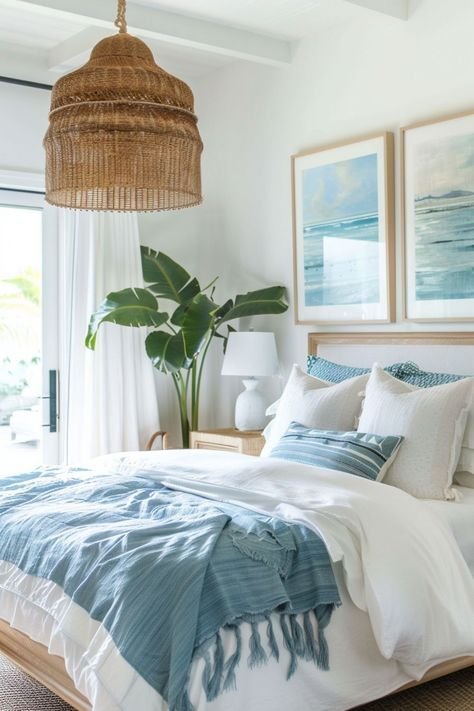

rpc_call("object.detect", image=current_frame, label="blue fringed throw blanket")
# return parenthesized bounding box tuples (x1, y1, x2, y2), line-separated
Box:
(0, 468, 341, 710)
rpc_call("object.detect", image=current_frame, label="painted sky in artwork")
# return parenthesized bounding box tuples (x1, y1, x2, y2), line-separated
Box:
(302, 153, 378, 226)
(415, 132, 474, 198)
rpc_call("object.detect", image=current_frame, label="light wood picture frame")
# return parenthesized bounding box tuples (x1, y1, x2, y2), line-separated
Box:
(292, 132, 395, 325)
(401, 109, 474, 322)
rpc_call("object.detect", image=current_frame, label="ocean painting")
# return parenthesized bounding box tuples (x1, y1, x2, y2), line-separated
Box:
(302, 153, 381, 307)
(413, 133, 474, 302)
(293, 133, 393, 323)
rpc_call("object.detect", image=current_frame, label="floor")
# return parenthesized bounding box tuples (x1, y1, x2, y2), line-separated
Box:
(0, 652, 472, 711)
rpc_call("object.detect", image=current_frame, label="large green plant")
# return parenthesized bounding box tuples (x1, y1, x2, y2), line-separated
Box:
(86, 247, 288, 446)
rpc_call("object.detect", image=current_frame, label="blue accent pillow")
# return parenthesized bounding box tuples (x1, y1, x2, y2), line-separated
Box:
(306, 356, 405, 383)
(395, 361, 467, 387)
(269, 422, 403, 482)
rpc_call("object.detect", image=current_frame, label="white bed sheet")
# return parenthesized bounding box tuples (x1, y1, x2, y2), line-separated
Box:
(424, 486, 474, 575)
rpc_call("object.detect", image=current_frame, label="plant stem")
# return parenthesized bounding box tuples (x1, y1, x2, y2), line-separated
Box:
(194, 332, 213, 430)
(191, 359, 198, 430)
(201, 275, 219, 292)
(171, 372, 190, 448)
(165, 322, 178, 335)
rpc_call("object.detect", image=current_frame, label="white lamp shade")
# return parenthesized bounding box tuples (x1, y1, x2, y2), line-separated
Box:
(221, 332, 279, 377)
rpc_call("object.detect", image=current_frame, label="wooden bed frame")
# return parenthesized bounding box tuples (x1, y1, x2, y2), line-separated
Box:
(0, 618, 471, 711)
(308, 330, 474, 350)
(0, 331, 472, 709)
(0, 620, 91, 710)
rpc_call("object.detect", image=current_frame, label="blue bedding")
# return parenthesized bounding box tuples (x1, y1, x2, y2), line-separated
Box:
(0, 467, 340, 710)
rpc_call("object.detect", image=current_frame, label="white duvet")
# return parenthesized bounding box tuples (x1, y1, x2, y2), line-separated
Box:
(1, 450, 473, 711)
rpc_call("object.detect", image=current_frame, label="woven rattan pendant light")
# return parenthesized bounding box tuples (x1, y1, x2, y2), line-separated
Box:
(44, 0, 203, 211)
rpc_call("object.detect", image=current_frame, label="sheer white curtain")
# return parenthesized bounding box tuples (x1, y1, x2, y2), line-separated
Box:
(55, 209, 159, 463)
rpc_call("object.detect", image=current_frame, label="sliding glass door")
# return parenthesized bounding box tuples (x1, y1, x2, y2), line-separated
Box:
(0, 189, 59, 473)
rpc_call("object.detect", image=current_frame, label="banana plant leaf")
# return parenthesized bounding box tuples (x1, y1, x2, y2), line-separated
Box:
(218, 286, 288, 324)
(148, 294, 219, 372)
(213, 324, 236, 352)
(85, 288, 168, 350)
(141, 247, 201, 303)
(214, 299, 233, 320)
(145, 331, 191, 373)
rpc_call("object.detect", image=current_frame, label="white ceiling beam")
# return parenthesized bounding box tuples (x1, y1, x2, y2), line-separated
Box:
(19, 0, 293, 66)
(0, 41, 53, 86)
(48, 27, 109, 72)
(0, 169, 45, 192)
(344, 0, 409, 20)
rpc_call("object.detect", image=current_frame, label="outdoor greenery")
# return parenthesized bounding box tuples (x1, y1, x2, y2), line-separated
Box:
(0, 268, 40, 347)
(86, 247, 288, 446)
(0, 355, 40, 425)
(0, 268, 41, 425)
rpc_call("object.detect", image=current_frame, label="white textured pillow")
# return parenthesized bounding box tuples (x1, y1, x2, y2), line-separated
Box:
(358, 365, 473, 500)
(261, 365, 368, 456)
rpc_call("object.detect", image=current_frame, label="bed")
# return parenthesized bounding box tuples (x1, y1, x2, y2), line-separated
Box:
(0, 332, 472, 711)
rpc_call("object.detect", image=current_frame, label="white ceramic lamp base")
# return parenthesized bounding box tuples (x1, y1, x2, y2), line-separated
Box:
(234, 378, 266, 431)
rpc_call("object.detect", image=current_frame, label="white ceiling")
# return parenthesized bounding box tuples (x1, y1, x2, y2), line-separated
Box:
(0, 0, 408, 87)
(133, 0, 360, 40)
(0, 1, 83, 48)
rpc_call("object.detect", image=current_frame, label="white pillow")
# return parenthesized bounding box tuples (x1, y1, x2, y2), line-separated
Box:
(261, 365, 368, 456)
(358, 365, 473, 500)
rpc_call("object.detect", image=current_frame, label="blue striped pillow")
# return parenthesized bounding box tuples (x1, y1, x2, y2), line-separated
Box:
(306, 356, 405, 384)
(270, 423, 403, 482)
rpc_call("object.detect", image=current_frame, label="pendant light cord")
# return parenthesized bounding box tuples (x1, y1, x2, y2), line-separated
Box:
(115, 0, 127, 33)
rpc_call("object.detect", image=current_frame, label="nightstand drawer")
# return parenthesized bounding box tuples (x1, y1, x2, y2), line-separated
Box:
(193, 441, 239, 453)
(190, 429, 264, 456)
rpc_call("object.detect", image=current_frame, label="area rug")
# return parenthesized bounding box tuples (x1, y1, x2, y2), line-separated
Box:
(0, 653, 472, 710)
(0, 654, 73, 710)
(356, 666, 474, 710)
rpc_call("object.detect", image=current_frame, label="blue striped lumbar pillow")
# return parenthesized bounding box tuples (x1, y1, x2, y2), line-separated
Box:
(269, 423, 403, 482)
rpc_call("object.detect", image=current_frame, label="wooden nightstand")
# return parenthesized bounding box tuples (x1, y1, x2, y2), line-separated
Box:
(189, 429, 265, 456)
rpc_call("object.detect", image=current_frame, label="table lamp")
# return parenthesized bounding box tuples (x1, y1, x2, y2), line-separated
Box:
(221, 331, 279, 431)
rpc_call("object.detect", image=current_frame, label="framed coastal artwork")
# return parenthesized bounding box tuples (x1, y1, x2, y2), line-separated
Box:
(402, 111, 474, 321)
(292, 132, 395, 324)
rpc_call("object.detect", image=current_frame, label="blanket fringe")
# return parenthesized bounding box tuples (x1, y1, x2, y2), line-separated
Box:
(266, 616, 279, 661)
(188, 605, 335, 709)
(207, 631, 224, 700)
(175, 689, 193, 711)
(280, 614, 297, 679)
(249, 620, 268, 668)
(223, 624, 242, 691)
(315, 606, 332, 671)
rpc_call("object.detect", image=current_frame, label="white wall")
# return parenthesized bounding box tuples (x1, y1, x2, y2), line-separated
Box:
(180, 0, 474, 429)
(0, 82, 50, 174)
(137, 84, 249, 440)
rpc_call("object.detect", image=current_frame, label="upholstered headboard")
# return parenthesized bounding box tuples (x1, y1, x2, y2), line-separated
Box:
(308, 332, 474, 376)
